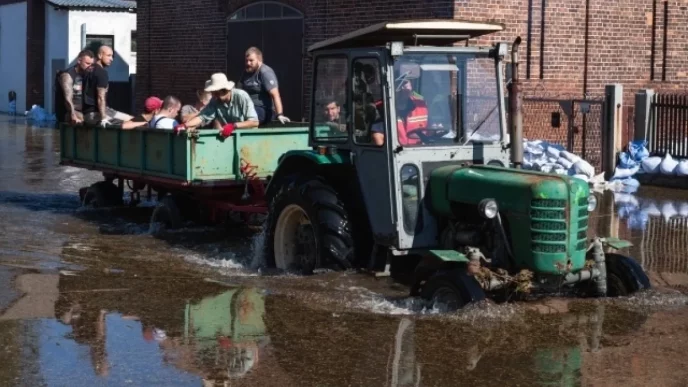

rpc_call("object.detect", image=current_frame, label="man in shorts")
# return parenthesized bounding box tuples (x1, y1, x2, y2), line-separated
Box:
(82, 45, 133, 126)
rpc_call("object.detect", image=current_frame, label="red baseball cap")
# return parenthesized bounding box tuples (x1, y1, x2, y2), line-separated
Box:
(144, 96, 163, 113)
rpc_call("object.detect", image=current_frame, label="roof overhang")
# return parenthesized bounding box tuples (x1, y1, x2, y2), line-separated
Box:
(308, 20, 504, 53)
(44, 0, 136, 12)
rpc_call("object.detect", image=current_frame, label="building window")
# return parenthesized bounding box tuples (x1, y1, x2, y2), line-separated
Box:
(85, 34, 114, 54)
(131, 31, 137, 53)
(228, 1, 303, 22)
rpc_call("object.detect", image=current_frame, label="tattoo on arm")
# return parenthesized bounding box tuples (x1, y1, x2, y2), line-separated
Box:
(97, 87, 107, 118)
(60, 73, 75, 113)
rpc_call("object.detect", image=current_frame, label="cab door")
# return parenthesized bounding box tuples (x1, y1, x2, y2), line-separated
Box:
(350, 53, 399, 245)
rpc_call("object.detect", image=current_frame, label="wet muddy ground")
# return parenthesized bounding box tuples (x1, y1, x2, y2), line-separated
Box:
(1, 117, 688, 386)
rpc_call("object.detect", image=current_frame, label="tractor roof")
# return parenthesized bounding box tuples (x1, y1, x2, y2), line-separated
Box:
(308, 20, 504, 52)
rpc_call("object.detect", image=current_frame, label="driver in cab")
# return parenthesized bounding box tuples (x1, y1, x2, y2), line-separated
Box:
(371, 73, 428, 146)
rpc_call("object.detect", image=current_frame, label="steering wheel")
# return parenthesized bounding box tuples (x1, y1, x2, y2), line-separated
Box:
(407, 128, 453, 145)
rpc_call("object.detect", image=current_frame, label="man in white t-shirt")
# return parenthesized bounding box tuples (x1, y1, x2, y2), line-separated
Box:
(149, 96, 182, 129)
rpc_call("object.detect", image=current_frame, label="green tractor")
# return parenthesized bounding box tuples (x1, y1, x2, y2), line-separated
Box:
(263, 20, 650, 310)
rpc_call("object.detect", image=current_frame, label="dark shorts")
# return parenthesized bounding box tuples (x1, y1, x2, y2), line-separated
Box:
(255, 106, 274, 125)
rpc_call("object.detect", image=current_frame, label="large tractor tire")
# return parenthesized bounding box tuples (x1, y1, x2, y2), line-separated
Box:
(265, 177, 355, 275)
(419, 268, 486, 312)
(82, 181, 123, 208)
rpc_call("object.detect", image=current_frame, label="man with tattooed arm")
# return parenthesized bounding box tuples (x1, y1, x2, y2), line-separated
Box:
(56, 49, 94, 124)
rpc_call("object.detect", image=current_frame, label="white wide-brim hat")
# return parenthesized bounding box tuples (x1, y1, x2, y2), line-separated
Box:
(205, 73, 235, 92)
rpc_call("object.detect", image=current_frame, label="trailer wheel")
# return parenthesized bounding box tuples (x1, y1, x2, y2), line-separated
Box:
(420, 268, 486, 312)
(82, 181, 122, 208)
(266, 177, 354, 274)
(151, 196, 182, 232)
(605, 253, 651, 297)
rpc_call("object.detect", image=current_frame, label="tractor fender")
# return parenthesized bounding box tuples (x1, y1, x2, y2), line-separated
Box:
(265, 150, 352, 203)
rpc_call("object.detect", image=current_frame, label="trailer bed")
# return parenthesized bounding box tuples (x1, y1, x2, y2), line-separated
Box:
(59, 123, 311, 186)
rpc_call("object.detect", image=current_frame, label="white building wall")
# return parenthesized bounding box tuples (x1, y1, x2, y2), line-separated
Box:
(0, 2, 27, 113)
(67, 9, 136, 83)
(44, 7, 69, 115)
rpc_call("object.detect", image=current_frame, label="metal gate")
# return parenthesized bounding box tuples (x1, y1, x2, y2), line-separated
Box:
(522, 97, 605, 170)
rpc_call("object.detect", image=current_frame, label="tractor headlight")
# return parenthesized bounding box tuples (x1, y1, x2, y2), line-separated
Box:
(479, 199, 499, 219)
(587, 194, 598, 212)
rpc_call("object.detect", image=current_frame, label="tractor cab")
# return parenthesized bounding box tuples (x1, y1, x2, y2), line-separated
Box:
(305, 20, 511, 251)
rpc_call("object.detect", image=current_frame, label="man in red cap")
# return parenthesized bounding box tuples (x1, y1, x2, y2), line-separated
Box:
(118, 96, 163, 130)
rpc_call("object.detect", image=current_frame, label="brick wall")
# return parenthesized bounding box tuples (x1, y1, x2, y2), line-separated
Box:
(137, 0, 688, 120)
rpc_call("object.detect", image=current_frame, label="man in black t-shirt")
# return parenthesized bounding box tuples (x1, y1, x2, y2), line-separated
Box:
(82, 45, 132, 126)
(56, 49, 94, 124)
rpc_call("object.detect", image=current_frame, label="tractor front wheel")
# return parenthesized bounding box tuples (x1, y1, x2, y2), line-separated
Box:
(266, 177, 354, 275)
(419, 268, 486, 312)
(604, 253, 651, 297)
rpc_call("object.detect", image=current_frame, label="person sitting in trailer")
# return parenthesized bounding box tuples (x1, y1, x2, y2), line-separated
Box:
(180, 86, 212, 123)
(131, 96, 163, 123)
(175, 73, 259, 137)
(149, 96, 182, 129)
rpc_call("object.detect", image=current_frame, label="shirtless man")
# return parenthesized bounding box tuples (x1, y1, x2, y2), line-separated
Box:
(82, 45, 133, 126)
(57, 49, 94, 124)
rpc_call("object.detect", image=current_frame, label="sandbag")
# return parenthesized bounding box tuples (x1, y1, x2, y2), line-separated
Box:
(546, 144, 564, 159)
(641, 200, 661, 217)
(660, 153, 678, 175)
(556, 157, 574, 170)
(622, 178, 640, 187)
(676, 159, 688, 176)
(559, 150, 581, 164)
(628, 140, 650, 161)
(571, 174, 589, 183)
(678, 202, 688, 217)
(573, 159, 595, 178)
(661, 201, 678, 222)
(641, 156, 662, 174)
(540, 163, 566, 175)
(627, 211, 649, 231)
(611, 165, 640, 180)
(618, 152, 638, 169)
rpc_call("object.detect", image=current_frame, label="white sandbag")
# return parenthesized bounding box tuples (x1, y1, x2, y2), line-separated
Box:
(641, 200, 661, 217)
(676, 159, 688, 176)
(571, 174, 589, 182)
(660, 153, 678, 175)
(622, 178, 640, 187)
(547, 156, 559, 164)
(524, 141, 545, 156)
(611, 165, 640, 180)
(556, 157, 574, 170)
(573, 159, 595, 178)
(661, 201, 677, 222)
(614, 192, 640, 208)
(641, 156, 662, 174)
(540, 163, 566, 175)
(560, 150, 581, 164)
(546, 145, 563, 159)
(678, 202, 688, 217)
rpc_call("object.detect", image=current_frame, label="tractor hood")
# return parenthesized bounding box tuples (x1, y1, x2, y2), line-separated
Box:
(427, 164, 590, 217)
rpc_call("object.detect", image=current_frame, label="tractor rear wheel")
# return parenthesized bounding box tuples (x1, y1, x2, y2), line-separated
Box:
(150, 196, 182, 232)
(82, 181, 122, 208)
(266, 177, 354, 275)
(420, 268, 486, 312)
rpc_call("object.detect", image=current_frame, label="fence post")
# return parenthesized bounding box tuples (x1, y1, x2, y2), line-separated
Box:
(634, 89, 655, 143)
(603, 84, 623, 180)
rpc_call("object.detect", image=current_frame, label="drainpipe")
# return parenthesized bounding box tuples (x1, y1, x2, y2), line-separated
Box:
(509, 37, 523, 169)
(81, 23, 86, 50)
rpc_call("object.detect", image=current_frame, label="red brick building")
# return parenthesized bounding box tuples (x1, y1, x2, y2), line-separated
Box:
(135, 0, 688, 121)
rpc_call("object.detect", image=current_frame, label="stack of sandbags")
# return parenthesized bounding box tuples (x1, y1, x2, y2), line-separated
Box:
(522, 140, 597, 182)
(618, 139, 688, 177)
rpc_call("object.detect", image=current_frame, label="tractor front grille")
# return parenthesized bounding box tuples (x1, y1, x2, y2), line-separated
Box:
(576, 196, 590, 251)
(530, 199, 567, 253)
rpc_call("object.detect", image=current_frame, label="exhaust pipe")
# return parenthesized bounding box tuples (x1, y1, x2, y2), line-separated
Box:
(509, 37, 523, 169)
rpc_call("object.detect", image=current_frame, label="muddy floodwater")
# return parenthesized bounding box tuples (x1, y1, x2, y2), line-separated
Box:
(2, 117, 688, 386)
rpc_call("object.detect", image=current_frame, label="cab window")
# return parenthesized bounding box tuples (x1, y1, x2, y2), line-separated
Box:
(352, 57, 385, 147)
(312, 56, 348, 142)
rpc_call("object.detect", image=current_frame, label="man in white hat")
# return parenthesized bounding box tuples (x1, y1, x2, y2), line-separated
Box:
(177, 73, 259, 137)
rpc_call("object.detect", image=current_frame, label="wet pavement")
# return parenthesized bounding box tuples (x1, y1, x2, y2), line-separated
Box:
(2, 116, 688, 386)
